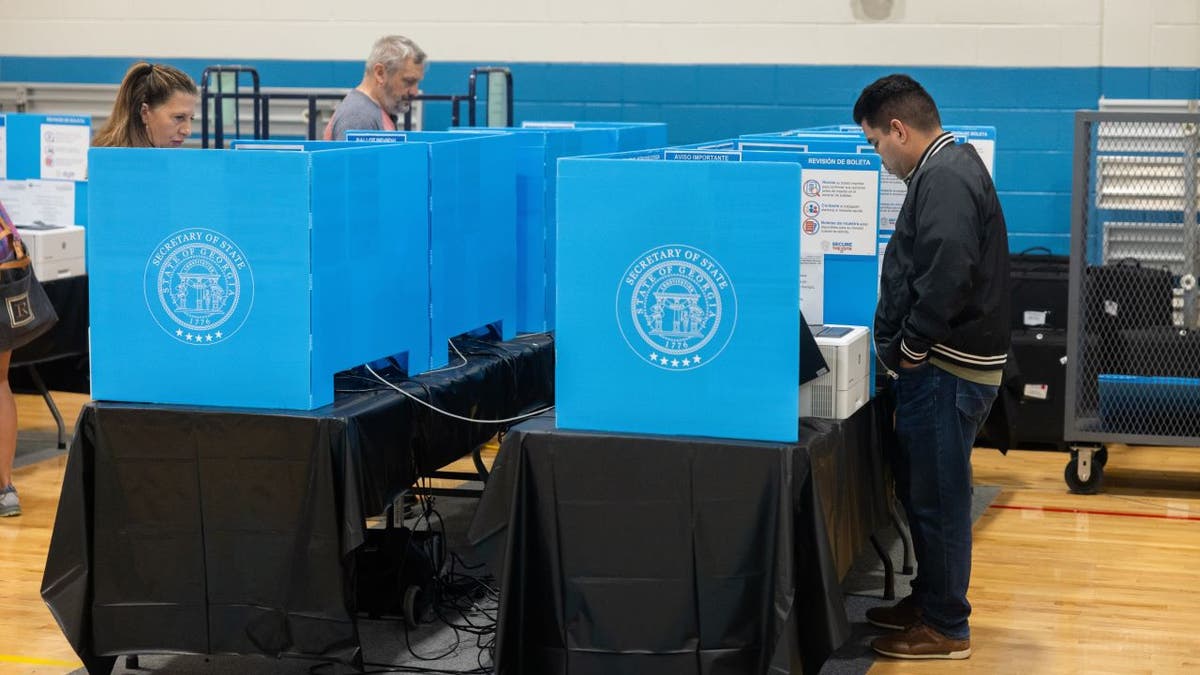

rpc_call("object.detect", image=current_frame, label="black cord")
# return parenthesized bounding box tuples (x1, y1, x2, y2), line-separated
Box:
(355, 494, 496, 672)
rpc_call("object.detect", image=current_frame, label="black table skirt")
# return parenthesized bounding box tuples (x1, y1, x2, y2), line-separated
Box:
(468, 401, 892, 675)
(41, 334, 554, 673)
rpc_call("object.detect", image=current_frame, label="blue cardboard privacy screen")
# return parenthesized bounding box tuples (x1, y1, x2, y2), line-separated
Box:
(1, 113, 91, 225)
(557, 154, 800, 442)
(345, 130, 518, 363)
(87, 143, 431, 409)
(674, 140, 881, 335)
(520, 121, 668, 153)
(449, 126, 613, 332)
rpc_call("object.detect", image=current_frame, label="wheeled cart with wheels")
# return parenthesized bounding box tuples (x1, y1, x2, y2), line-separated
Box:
(1063, 110, 1200, 493)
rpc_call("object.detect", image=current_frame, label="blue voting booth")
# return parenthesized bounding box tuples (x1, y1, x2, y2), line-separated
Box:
(521, 121, 668, 153)
(1, 113, 91, 225)
(557, 150, 800, 442)
(670, 140, 882, 339)
(87, 143, 431, 409)
(344, 131, 518, 363)
(450, 126, 622, 333)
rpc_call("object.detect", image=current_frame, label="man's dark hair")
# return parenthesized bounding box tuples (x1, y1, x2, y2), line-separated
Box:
(852, 74, 941, 132)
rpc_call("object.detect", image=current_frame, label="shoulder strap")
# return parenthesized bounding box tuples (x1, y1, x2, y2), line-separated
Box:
(0, 211, 31, 271)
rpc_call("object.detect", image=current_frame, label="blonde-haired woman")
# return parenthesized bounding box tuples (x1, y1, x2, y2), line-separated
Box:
(93, 62, 198, 148)
(0, 201, 27, 516)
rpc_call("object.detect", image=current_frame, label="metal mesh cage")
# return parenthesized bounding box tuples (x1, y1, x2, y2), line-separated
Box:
(1066, 112, 1200, 444)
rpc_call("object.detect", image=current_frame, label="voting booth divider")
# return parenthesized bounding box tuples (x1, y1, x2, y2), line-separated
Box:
(555, 149, 802, 442)
(0, 112, 91, 226)
(88, 142, 432, 409)
(449, 126, 621, 333)
(521, 120, 669, 153)
(668, 140, 882, 348)
(343, 131, 518, 360)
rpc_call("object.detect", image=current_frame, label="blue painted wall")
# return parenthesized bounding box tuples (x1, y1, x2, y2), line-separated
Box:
(4, 56, 1198, 254)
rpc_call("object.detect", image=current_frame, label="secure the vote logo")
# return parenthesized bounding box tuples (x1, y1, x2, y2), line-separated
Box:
(144, 228, 255, 345)
(616, 244, 738, 371)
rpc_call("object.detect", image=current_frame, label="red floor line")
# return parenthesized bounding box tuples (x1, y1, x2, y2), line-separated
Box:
(989, 503, 1200, 522)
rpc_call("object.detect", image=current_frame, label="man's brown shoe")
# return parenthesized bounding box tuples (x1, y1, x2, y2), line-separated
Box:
(872, 622, 971, 660)
(864, 595, 920, 631)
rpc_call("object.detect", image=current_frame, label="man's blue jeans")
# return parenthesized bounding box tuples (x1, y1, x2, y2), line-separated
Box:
(890, 363, 998, 639)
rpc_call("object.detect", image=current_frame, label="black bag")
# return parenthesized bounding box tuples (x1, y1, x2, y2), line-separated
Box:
(1116, 326, 1200, 379)
(1083, 259, 1174, 338)
(1010, 247, 1069, 330)
(1009, 329, 1068, 446)
(0, 214, 58, 352)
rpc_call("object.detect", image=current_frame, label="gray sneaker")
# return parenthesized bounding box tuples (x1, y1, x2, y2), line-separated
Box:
(0, 485, 20, 517)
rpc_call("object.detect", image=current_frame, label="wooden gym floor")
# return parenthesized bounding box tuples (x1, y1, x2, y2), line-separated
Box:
(1, 392, 1198, 674)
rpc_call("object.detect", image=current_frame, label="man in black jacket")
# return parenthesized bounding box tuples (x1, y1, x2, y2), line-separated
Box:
(853, 74, 1010, 660)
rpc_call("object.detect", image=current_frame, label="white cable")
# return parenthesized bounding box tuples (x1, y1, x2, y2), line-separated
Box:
(365, 363, 554, 424)
(423, 340, 470, 374)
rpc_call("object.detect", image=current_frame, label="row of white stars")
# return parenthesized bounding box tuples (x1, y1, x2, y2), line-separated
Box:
(176, 328, 224, 342)
(648, 352, 701, 367)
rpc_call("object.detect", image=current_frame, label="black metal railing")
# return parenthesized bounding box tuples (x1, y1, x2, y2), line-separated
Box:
(200, 65, 514, 149)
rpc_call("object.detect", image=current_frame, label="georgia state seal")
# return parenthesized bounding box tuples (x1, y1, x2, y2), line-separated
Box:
(143, 228, 255, 345)
(616, 244, 738, 371)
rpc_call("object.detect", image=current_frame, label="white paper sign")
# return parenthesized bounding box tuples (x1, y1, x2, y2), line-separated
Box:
(1023, 384, 1049, 400)
(520, 121, 576, 129)
(878, 172, 905, 232)
(800, 251, 824, 324)
(968, 138, 995, 178)
(1023, 310, 1048, 327)
(40, 123, 90, 180)
(801, 166, 879, 256)
(0, 179, 76, 226)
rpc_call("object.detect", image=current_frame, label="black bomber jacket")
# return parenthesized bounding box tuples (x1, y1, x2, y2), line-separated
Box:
(875, 133, 1011, 376)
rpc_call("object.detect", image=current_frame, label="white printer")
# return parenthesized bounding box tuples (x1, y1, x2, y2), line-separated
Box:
(15, 224, 86, 280)
(800, 324, 871, 419)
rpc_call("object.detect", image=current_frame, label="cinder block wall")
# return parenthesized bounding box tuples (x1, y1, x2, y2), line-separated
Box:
(3, 0, 1198, 252)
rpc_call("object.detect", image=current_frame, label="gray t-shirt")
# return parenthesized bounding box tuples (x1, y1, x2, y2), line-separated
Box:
(324, 89, 396, 140)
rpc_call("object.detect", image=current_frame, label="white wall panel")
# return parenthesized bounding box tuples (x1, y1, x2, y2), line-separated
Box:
(3, 0, 62, 20)
(65, 0, 174, 20)
(1152, 0, 1199, 25)
(1058, 26, 1107, 67)
(329, 0, 551, 24)
(976, 26, 1102, 67)
(1151, 24, 1200, 66)
(0, 0, 1196, 67)
(927, 0, 1102, 25)
(1101, 0, 1155, 67)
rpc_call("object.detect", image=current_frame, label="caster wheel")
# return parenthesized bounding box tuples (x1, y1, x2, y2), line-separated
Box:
(1065, 455, 1103, 494)
(403, 585, 427, 626)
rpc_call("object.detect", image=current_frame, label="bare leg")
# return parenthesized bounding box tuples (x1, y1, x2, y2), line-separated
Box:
(0, 351, 15, 488)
